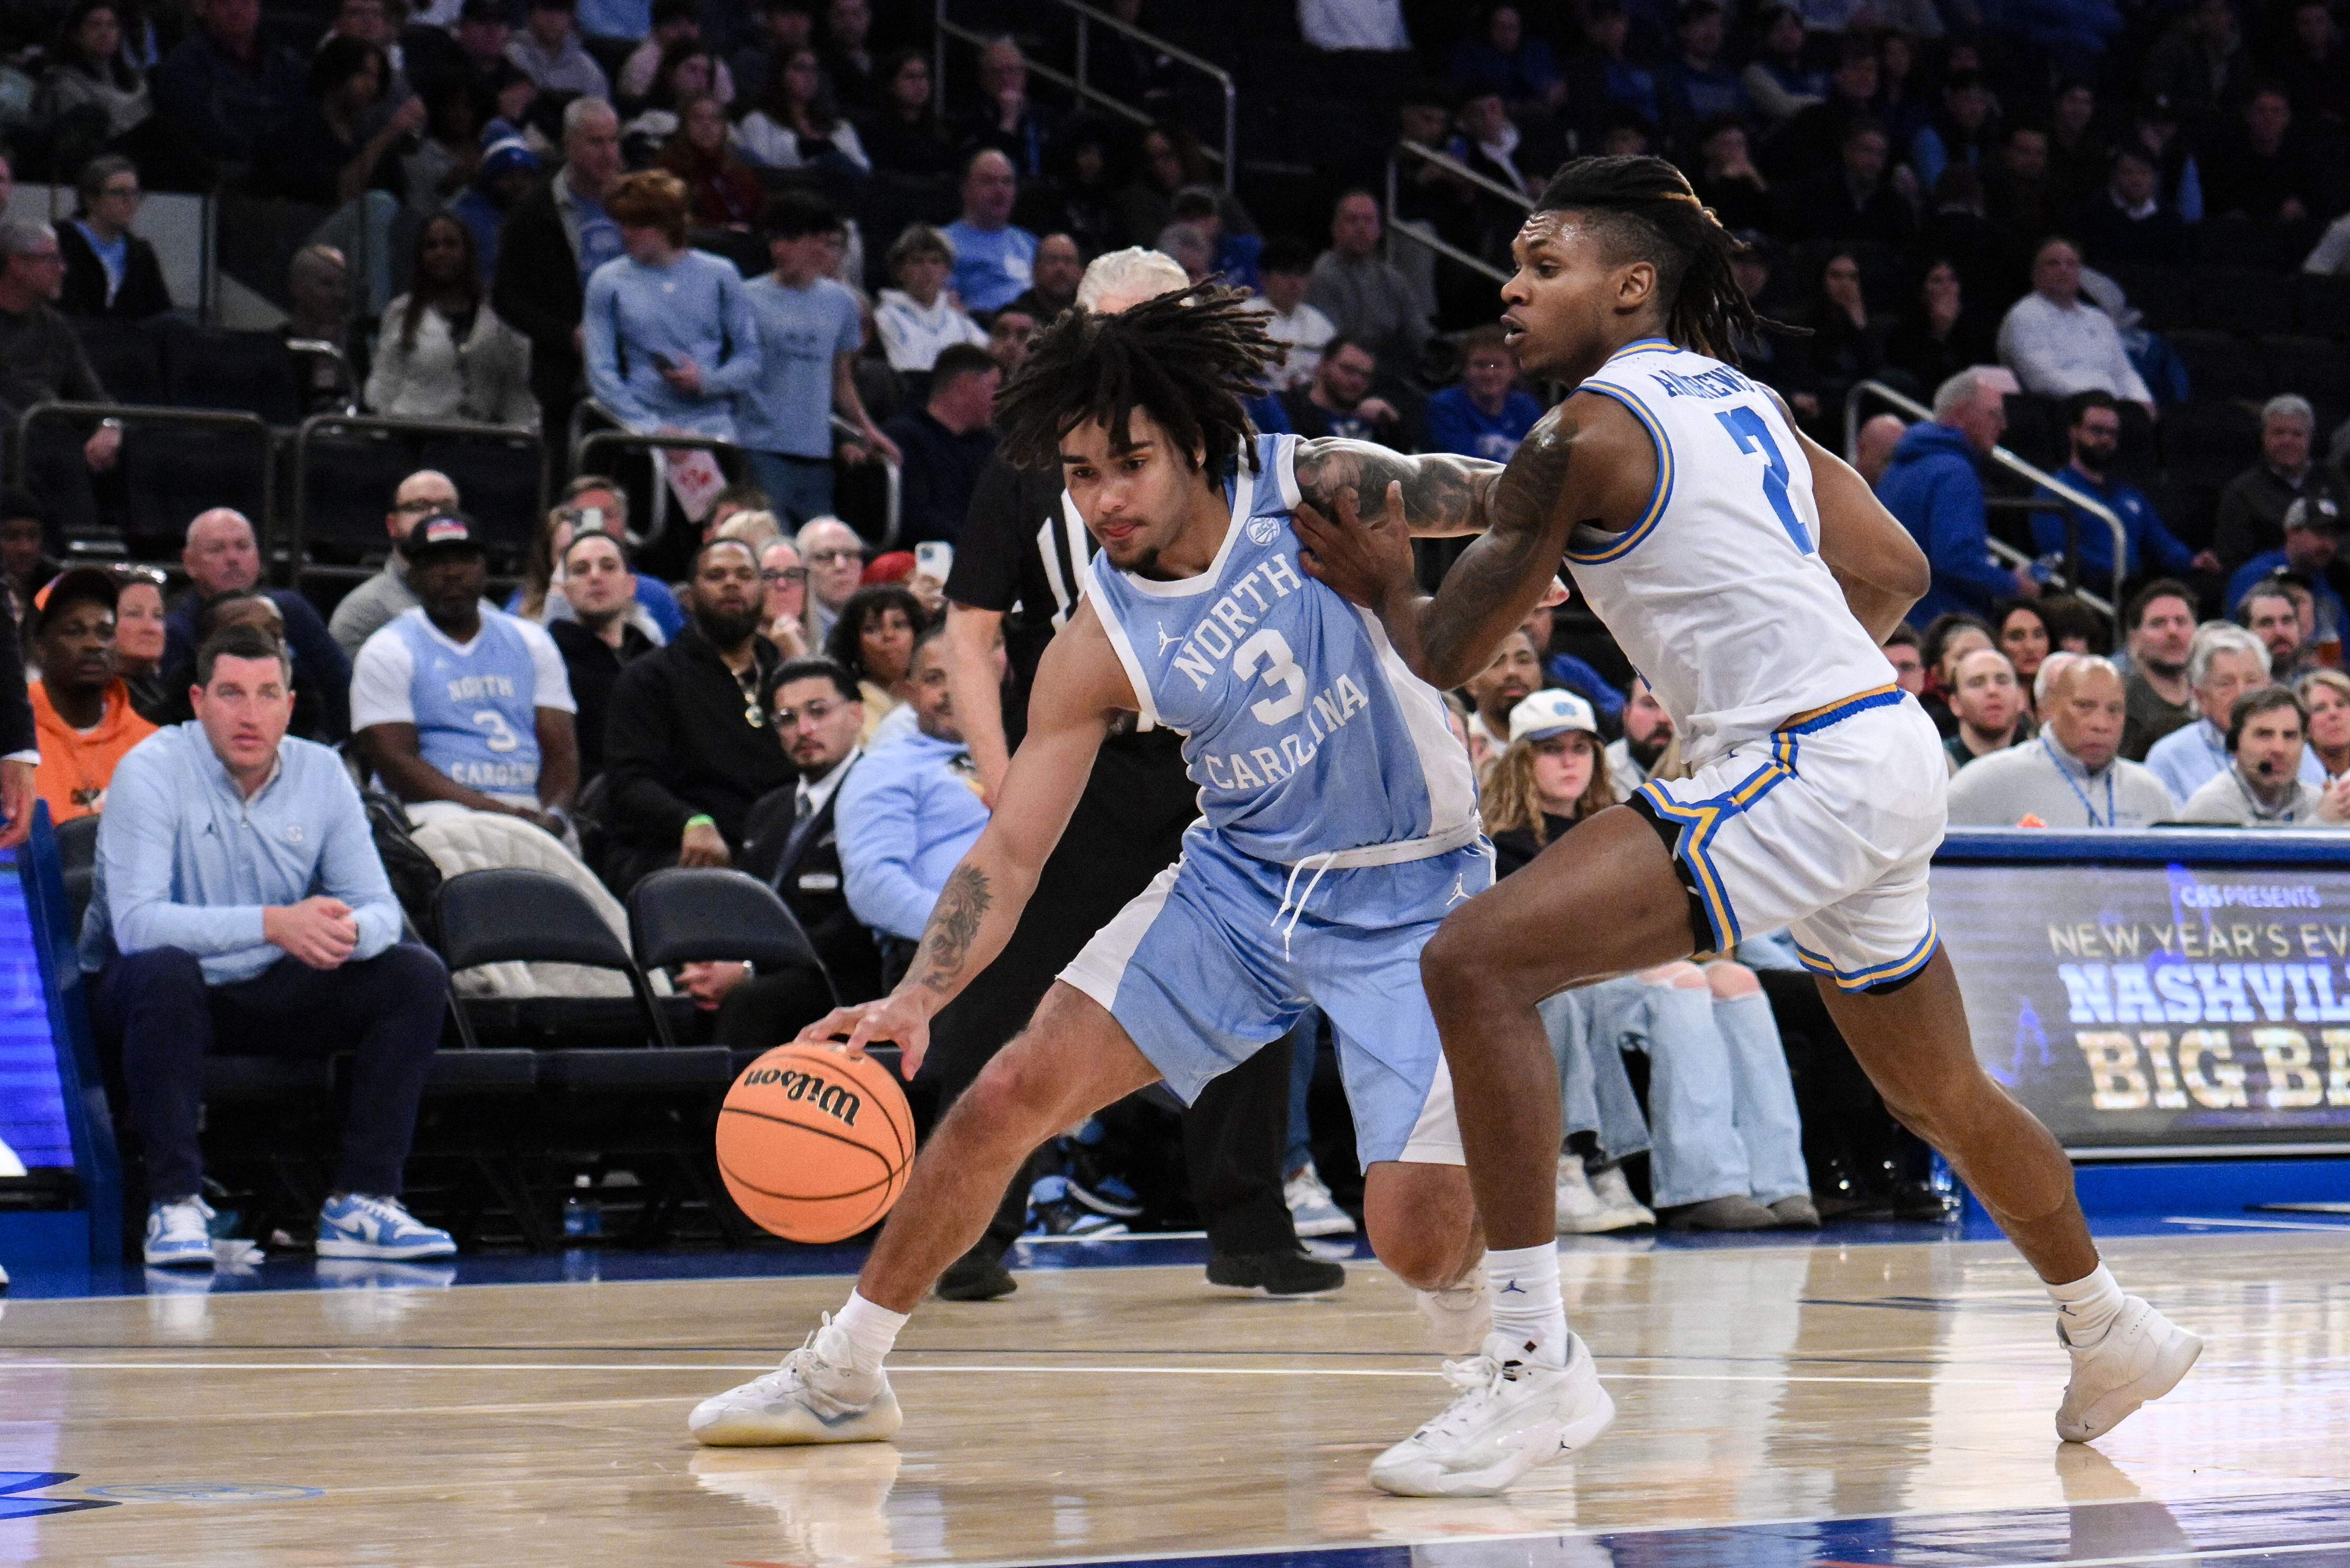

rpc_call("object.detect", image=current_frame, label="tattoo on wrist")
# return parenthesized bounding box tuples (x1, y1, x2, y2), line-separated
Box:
(914, 865, 991, 994)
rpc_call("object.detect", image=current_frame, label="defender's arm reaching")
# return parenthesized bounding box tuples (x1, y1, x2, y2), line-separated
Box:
(1290, 439, 1505, 539)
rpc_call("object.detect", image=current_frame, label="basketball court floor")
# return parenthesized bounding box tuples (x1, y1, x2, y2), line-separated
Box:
(4, 1219, 2348, 1567)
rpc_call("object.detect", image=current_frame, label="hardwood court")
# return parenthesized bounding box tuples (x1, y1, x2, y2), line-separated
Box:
(3, 1230, 2347, 1566)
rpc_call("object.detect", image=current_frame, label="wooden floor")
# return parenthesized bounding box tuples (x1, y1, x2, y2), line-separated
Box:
(3, 1230, 2347, 1567)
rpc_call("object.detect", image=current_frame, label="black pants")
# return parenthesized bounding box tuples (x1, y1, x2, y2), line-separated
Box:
(95, 944, 449, 1201)
(708, 964, 836, 1052)
(919, 732, 1298, 1261)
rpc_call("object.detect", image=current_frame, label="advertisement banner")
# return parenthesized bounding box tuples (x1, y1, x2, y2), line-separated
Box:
(1935, 860, 2350, 1153)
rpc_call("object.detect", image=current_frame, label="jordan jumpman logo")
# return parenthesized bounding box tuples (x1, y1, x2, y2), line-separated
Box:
(1498, 1278, 1527, 1294)
(1156, 624, 1182, 656)
(1445, 874, 1473, 906)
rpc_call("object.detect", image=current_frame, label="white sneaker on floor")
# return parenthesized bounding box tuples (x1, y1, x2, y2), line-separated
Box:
(1369, 1331, 1615, 1498)
(2056, 1296, 2201, 1442)
(143, 1195, 216, 1267)
(1415, 1264, 1490, 1356)
(316, 1194, 456, 1260)
(1589, 1166, 1656, 1229)
(1555, 1157, 1609, 1234)
(691, 1319, 903, 1446)
(1284, 1161, 1357, 1238)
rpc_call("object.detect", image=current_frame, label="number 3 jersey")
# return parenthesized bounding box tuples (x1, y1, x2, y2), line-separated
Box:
(1084, 432, 1478, 868)
(1564, 341, 1897, 769)
(349, 605, 576, 808)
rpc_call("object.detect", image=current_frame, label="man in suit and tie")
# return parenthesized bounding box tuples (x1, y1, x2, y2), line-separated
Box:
(740, 657, 880, 1005)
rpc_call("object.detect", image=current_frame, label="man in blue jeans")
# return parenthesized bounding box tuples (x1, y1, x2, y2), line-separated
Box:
(85, 622, 455, 1267)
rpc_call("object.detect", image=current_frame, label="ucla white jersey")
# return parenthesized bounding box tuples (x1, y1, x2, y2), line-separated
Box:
(1085, 432, 1478, 867)
(1564, 340, 1898, 767)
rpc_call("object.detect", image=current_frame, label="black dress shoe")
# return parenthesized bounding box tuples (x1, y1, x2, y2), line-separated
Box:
(935, 1249, 1017, 1301)
(1206, 1248, 1346, 1295)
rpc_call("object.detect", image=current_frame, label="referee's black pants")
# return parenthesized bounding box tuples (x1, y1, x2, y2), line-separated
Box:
(915, 730, 1300, 1265)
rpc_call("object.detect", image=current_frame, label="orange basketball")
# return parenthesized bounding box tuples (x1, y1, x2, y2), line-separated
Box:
(716, 1044, 915, 1242)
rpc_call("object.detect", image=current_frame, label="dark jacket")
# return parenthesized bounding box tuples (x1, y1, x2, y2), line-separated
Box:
(490, 175, 586, 436)
(739, 759, 884, 1004)
(0, 593, 31, 759)
(1878, 419, 2014, 621)
(1491, 814, 1577, 879)
(57, 221, 173, 320)
(881, 406, 999, 546)
(548, 617, 655, 782)
(162, 587, 350, 740)
(600, 624, 794, 857)
(149, 26, 308, 166)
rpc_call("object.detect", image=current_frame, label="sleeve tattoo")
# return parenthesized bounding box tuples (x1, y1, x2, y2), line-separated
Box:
(1291, 439, 1504, 537)
(912, 864, 992, 995)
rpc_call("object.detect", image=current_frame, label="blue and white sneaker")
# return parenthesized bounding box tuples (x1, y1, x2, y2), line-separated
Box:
(315, 1194, 457, 1260)
(144, 1195, 217, 1267)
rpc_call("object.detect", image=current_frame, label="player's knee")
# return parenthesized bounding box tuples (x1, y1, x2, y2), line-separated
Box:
(1420, 923, 1488, 1011)
(1704, 961, 1761, 1001)
(954, 1055, 1063, 1151)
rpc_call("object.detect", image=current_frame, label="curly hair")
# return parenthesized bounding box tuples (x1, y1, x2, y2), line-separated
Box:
(1480, 731, 1618, 846)
(1533, 154, 1779, 361)
(824, 583, 930, 686)
(991, 283, 1282, 476)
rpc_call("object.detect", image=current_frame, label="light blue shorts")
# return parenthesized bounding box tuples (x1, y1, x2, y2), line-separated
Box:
(1060, 825, 1493, 1168)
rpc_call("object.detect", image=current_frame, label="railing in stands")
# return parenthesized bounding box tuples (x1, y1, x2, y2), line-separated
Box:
(287, 413, 550, 579)
(1845, 379, 2127, 635)
(12, 401, 275, 559)
(829, 412, 904, 549)
(1384, 142, 1523, 286)
(934, 0, 1237, 192)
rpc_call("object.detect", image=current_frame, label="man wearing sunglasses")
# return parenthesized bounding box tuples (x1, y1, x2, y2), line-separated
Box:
(328, 469, 465, 658)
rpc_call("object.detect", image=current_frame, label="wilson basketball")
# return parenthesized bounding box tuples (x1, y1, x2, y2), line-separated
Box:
(716, 1044, 915, 1242)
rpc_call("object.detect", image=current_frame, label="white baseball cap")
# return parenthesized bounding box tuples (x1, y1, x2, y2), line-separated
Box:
(1509, 689, 1599, 745)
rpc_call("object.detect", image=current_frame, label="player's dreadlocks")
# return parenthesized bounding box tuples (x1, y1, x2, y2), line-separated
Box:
(1533, 155, 1786, 362)
(992, 282, 1283, 477)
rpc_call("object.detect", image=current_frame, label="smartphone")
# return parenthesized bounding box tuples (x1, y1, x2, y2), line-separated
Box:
(915, 541, 953, 581)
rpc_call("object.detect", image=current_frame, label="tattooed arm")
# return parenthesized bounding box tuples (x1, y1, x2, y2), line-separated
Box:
(798, 602, 1135, 1076)
(1290, 438, 1505, 539)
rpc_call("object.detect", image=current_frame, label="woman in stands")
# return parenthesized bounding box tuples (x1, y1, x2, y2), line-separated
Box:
(364, 212, 538, 429)
(735, 44, 869, 180)
(623, 42, 729, 164)
(113, 565, 169, 723)
(2299, 670, 2350, 781)
(1799, 251, 1886, 442)
(859, 49, 956, 180)
(824, 583, 927, 746)
(658, 92, 764, 230)
(34, 0, 151, 162)
(259, 35, 421, 208)
(1882, 258, 1997, 399)
(1995, 600, 2051, 714)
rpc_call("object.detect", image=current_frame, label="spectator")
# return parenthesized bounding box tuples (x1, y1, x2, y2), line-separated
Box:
(114, 566, 170, 723)
(985, 304, 1038, 379)
(798, 515, 864, 643)
(0, 222, 122, 477)
(598, 537, 794, 889)
(1168, 186, 1263, 293)
(1883, 624, 1926, 694)
(1564, 2, 1659, 143)
(1448, 88, 1539, 209)
(1946, 654, 2177, 824)
(493, 98, 624, 445)
(2142, 0, 2244, 123)
(151, 0, 309, 177)
(1917, 164, 2030, 318)
(2, 492, 58, 631)
(1460, 625, 1541, 762)
(758, 537, 809, 658)
(85, 622, 455, 1268)
(882, 343, 1000, 548)
(658, 94, 765, 228)
(1243, 239, 1336, 392)
(2142, 621, 2323, 798)
(1518, 598, 1624, 732)
(834, 626, 989, 975)
(1794, 250, 1883, 434)
(545, 528, 654, 782)
(735, 46, 868, 176)
(449, 138, 538, 288)
(1995, 601, 2051, 704)
(2120, 579, 2200, 758)
(943, 149, 1038, 316)
(2075, 146, 2192, 268)
(57, 157, 171, 321)
(257, 35, 422, 209)
(1280, 336, 1410, 446)
(158, 588, 341, 742)
(1008, 231, 1083, 324)
(2213, 396, 2348, 571)
(364, 212, 537, 427)
(1484, 691, 1614, 876)
(738, 191, 898, 526)
(1997, 237, 2155, 413)
(328, 470, 463, 656)
(1911, 70, 2000, 193)
(1879, 369, 2038, 620)
(1307, 191, 1429, 379)
(860, 48, 955, 180)
(953, 36, 1055, 179)
(509, 477, 685, 638)
(503, 0, 607, 97)
(1741, 5, 1825, 127)
(1767, 36, 1882, 181)
(2178, 686, 2350, 825)
(2237, 580, 2315, 680)
(824, 581, 927, 745)
(1605, 674, 1674, 798)
(819, 0, 875, 112)
(620, 0, 733, 101)
(2199, 83, 2315, 228)
(1793, 119, 1916, 251)
(166, 509, 350, 738)
(350, 512, 579, 831)
(2299, 669, 2350, 781)
(1450, 5, 1564, 116)
(1690, 116, 1773, 234)
(1659, 2, 1747, 127)
(2226, 496, 2346, 648)
(2031, 391, 2214, 585)
(1424, 325, 1541, 462)
(1917, 611, 1994, 733)
(873, 223, 988, 379)
(729, 0, 813, 107)
(34, 0, 153, 153)
(1943, 646, 2029, 771)
(28, 566, 156, 822)
(1854, 412, 1907, 487)
(583, 170, 761, 440)
(1984, 123, 2057, 237)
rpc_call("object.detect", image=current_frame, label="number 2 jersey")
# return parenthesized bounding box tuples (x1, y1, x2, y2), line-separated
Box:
(1084, 432, 1478, 868)
(1563, 340, 1898, 769)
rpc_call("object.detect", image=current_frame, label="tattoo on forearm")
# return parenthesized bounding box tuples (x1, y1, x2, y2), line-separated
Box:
(913, 865, 992, 994)
(1292, 441, 1502, 536)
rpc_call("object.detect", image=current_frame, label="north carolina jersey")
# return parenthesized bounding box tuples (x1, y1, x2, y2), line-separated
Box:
(385, 608, 551, 799)
(1084, 432, 1477, 867)
(1565, 340, 1896, 768)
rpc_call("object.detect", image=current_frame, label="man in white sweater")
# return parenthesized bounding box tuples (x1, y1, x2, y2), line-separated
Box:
(1997, 237, 2155, 418)
(1946, 655, 2178, 826)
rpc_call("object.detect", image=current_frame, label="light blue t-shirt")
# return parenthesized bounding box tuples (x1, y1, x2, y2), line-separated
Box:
(737, 273, 863, 459)
(941, 220, 1036, 313)
(583, 248, 764, 438)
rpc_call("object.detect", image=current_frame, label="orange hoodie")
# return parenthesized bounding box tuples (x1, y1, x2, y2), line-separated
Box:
(31, 678, 157, 823)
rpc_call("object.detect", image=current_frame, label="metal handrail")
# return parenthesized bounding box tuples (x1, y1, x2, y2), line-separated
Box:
(1382, 143, 1527, 287)
(1393, 139, 1536, 212)
(1845, 380, 2125, 630)
(287, 412, 548, 572)
(12, 400, 274, 559)
(830, 412, 902, 548)
(571, 413, 743, 554)
(935, 0, 1237, 190)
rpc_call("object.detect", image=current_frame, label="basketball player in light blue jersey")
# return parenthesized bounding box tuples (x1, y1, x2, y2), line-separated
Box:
(682, 288, 1629, 1485)
(1293, 156, 2200, 1497)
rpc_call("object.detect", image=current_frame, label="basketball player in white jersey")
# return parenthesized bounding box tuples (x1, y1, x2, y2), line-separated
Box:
(1292, 156, 2200, 1496)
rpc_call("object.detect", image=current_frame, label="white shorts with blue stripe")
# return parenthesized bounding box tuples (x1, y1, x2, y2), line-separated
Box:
(1635, 686, 1948, 992)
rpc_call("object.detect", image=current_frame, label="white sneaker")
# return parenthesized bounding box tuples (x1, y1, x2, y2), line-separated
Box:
(690, 1319, 903, 1446)
(1415, 1264, 1490, 1356)
(1369, 1331, 1615, 1498)
(143, 1195, 216, 1267)
(1284, 1161, 1357, 1238)
(1555, 1156, 1608, 1234)
(2056, 1296, 2202, 1442)
(1589, 1166, 1656, 1229)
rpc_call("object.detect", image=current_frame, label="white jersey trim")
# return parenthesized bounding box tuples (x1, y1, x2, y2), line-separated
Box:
(1111, 449, 1264, 599)
(1352, 600, 1479, 845)
(1086, 554, 1162, 733)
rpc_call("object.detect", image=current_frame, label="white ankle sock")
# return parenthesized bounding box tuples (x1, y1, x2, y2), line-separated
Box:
(827, 1290, 908, 1376)
(2047, 1262, 2125, 1347)
(1484, 1243, 1567, 1365)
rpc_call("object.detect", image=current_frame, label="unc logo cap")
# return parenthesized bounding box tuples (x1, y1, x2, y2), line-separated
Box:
(1508, 688, 1599, 745)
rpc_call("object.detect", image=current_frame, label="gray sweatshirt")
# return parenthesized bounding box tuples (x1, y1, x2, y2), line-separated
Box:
(1944, 732, 2178, 827)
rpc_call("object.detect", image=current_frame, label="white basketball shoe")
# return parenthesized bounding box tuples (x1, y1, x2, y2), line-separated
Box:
(689, 1318, 902, 1446)
(2056, 1295, 2201, 1443)
(1369, 1331, 1615, 1497)
(1414, 1263, 1491, 1356)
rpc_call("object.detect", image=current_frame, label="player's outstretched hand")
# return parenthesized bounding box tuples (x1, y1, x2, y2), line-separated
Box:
(795, 995, 935, 1079)
(1293, 479, 1416, 610)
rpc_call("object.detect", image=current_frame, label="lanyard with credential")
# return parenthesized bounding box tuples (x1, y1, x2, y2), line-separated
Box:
(2043, 735, 2114, 827)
